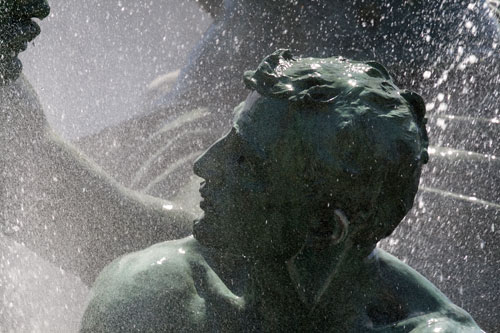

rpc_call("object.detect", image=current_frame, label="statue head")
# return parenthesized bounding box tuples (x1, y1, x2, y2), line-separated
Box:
(0, 0, 50, 84)
(193, 50, 428, 260)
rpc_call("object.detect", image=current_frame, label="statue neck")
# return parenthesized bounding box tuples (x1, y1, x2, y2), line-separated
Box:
(244, 257, 308, 330)
(242, 242, 376, 330)
(288, 239, 374, 309)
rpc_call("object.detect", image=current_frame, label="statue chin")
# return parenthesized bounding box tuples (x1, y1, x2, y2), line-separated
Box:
(193, 216, 249, 255)
(192, 217, 226, 250)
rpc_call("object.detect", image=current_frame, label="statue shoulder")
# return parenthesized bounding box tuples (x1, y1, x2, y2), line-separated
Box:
(80, 236, 209, 332)
(370, 249, 482, 332)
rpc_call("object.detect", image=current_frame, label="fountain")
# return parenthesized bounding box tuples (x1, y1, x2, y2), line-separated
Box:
(1, 0, 499, 331)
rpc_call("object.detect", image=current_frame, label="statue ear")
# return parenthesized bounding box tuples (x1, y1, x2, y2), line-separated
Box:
(400, 89, 426, 123)
(305, 207, 350, 250)
(365, 61, 391, 80)
(331, 209, 349, 245)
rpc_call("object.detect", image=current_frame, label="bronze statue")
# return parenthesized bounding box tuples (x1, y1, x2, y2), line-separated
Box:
(1, 1, 498, 329)
(81, 50, 482, 332)
(73, 3, 500, 329)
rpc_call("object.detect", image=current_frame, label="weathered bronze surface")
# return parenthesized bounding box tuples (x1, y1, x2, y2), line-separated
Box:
(81, 51, 482, 332)
(1, 1, 498, 329)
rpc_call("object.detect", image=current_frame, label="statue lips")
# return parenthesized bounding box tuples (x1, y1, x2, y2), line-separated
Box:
(198, 181, 220, 218)
(198, 181, 211, 211)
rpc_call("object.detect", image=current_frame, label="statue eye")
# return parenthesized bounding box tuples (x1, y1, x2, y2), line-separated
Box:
(237, 155, 245, 164)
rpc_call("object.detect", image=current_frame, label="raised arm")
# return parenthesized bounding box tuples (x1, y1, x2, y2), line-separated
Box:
(1, 1, 193, 285)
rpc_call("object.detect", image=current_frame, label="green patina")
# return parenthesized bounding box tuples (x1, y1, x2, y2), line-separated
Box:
(81, 51, 481, 332)
(0, 1, 496, 330)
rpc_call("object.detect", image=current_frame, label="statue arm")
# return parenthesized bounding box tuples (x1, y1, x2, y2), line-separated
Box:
(2, 76, 193, 285)
(380, 311, 484, 333)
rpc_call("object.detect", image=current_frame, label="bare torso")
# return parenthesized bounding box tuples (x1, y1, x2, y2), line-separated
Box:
(81, 237, 482, 332)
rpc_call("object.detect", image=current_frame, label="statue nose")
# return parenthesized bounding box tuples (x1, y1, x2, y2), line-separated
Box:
(193, 131, 231, 179)
(193, 151, 222, 181)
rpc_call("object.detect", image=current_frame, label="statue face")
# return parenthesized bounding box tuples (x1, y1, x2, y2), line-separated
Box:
(193, 92, 310, 259)
(0, 0, 50, 83)
(192, 50, 428, 258)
